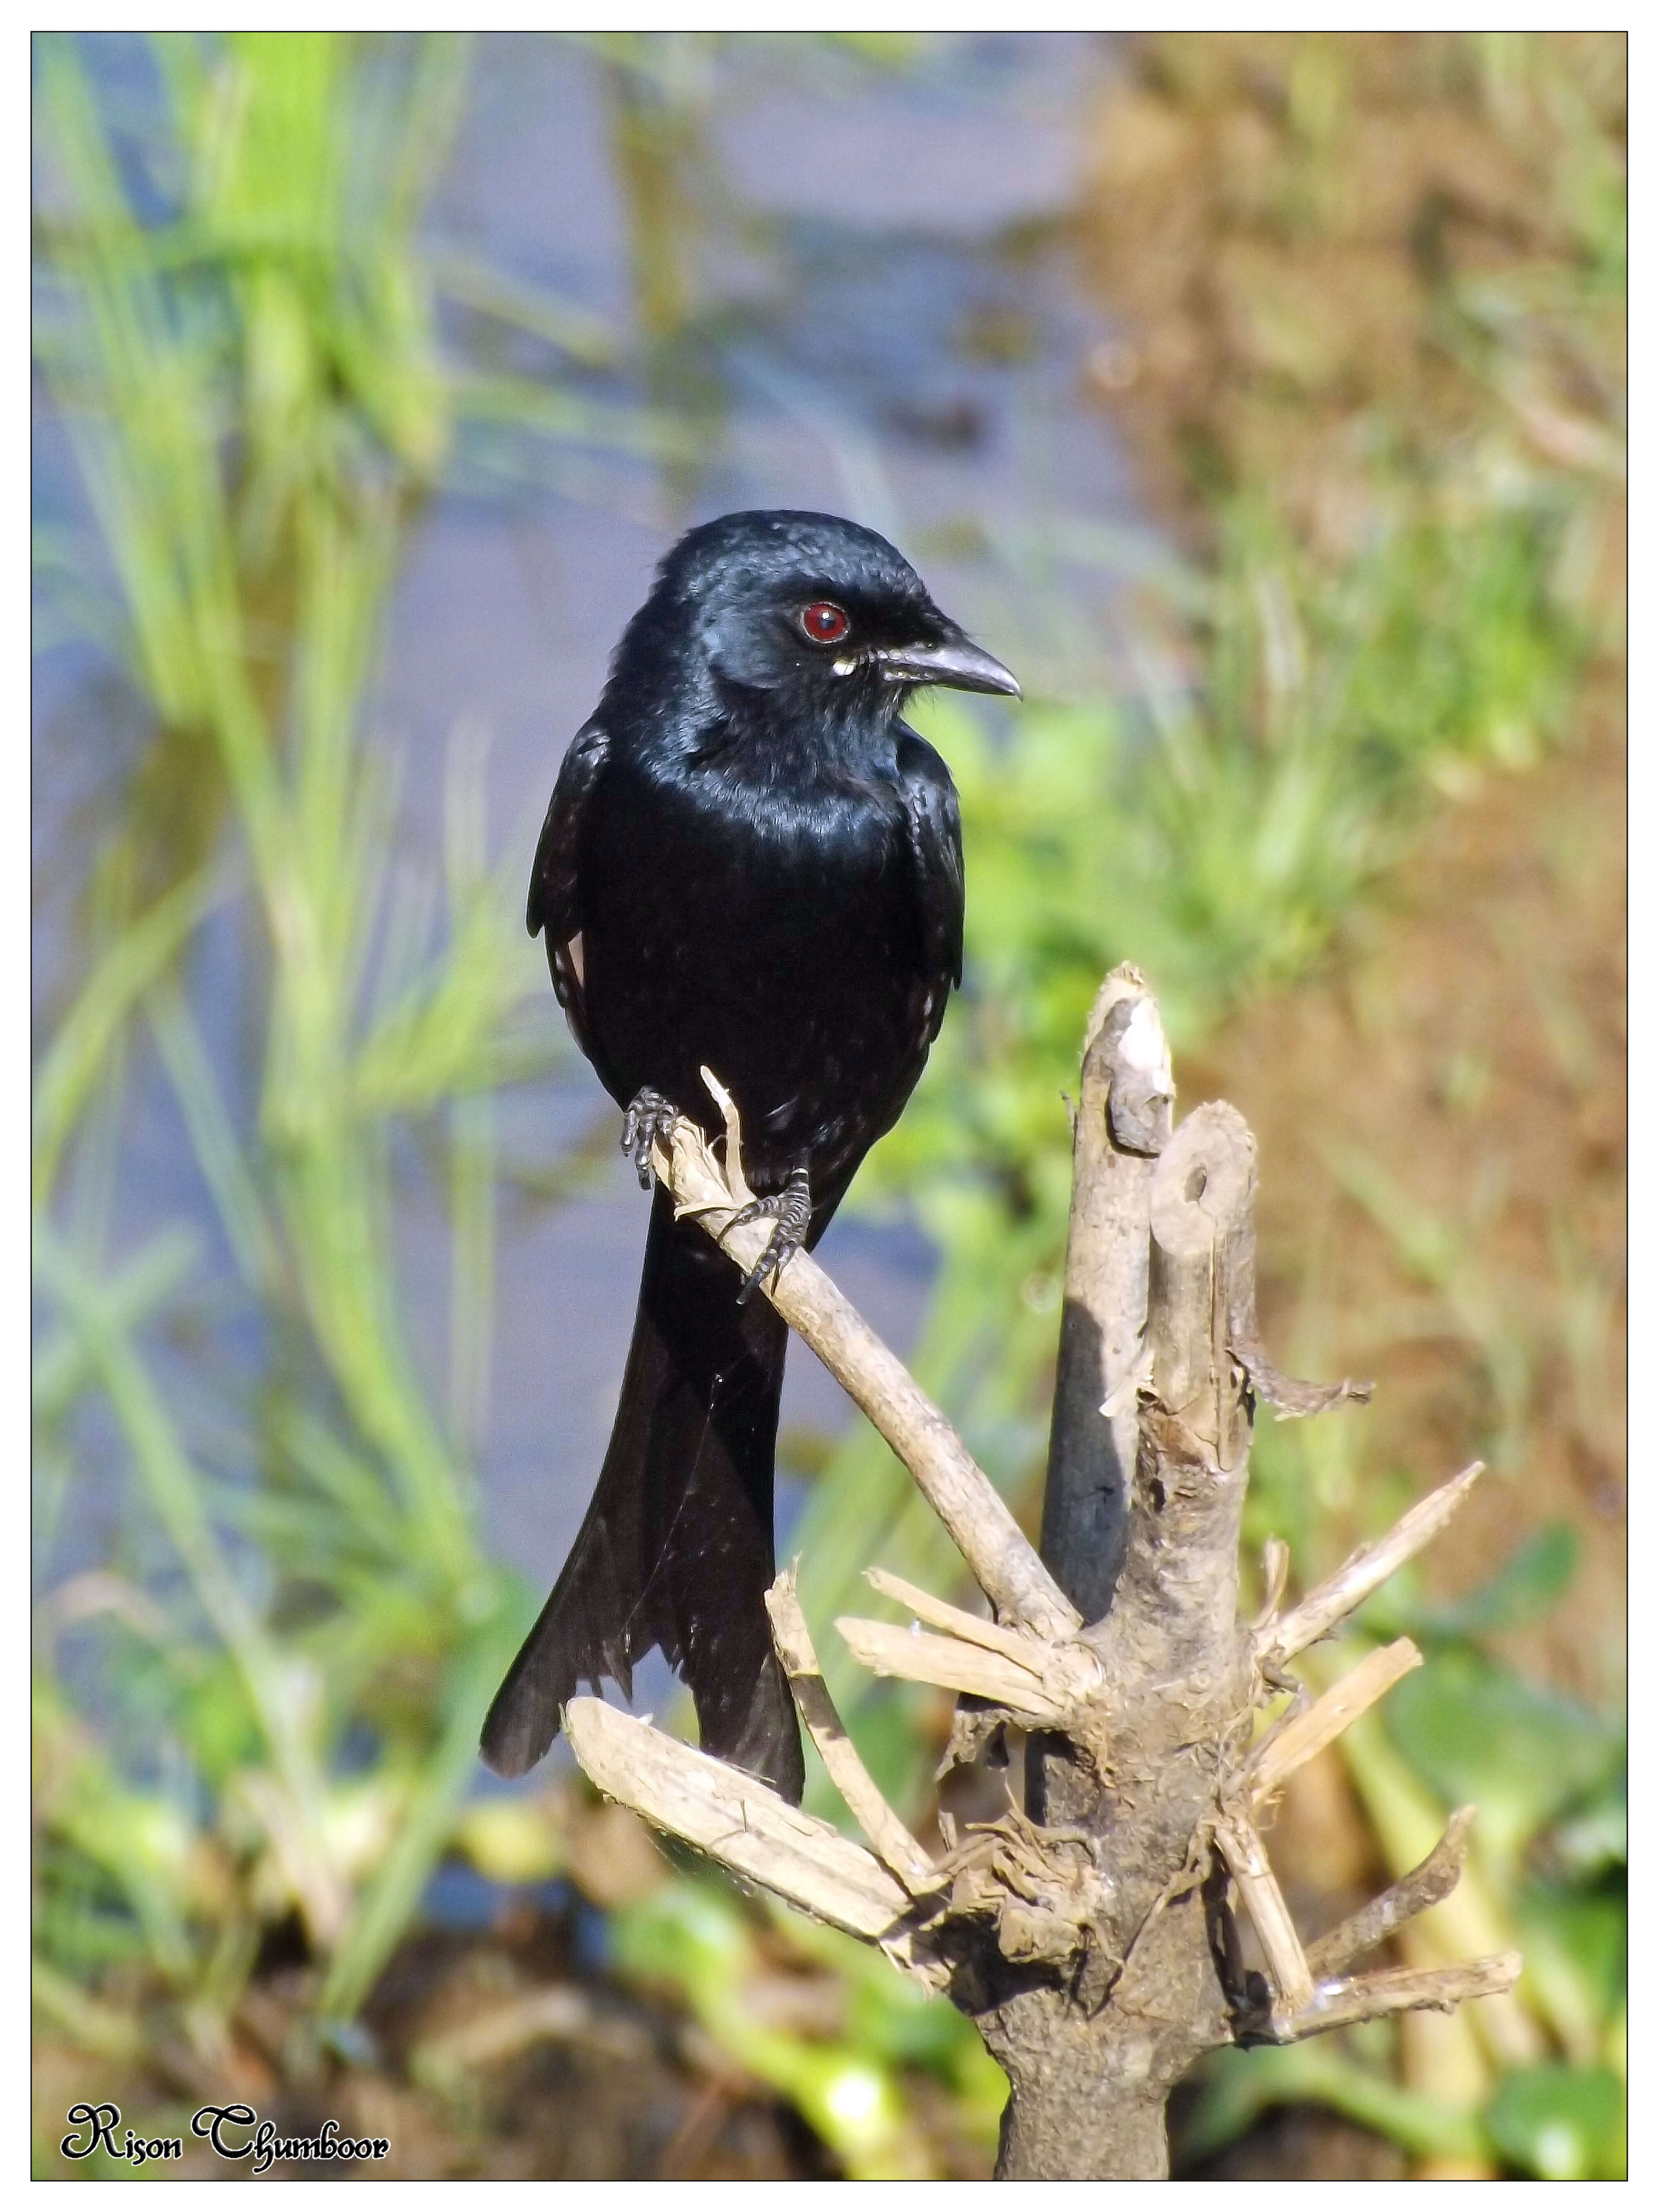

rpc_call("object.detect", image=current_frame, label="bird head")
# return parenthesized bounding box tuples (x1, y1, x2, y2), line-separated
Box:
(623, 510, 1020, 723)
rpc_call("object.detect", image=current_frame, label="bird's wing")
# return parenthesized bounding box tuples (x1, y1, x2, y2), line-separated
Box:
(528, 717, 610, 1059)
(894, 726, 965, 1040)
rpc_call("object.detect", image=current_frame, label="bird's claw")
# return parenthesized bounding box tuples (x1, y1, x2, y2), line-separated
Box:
(728, 1164, 812, 1304)
(621, 1087, 678, 1190)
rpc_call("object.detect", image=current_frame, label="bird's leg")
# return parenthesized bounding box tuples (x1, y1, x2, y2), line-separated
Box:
(621, 1087, 678, 1190)
(728, 1161, 813, 1303)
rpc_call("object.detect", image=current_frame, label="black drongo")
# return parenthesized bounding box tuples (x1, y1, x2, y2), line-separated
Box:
(480, 510, 1019, 1802)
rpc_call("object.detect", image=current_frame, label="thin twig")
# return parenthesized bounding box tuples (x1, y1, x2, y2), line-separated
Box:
(860, 1566, 1107, 1711)
(1213, 1805, 1314, 2014)
(1306, 1806, 1478, 1977)
(764, 1565, 938, 1894)
(1247, 1638, 1423, 1804)
(865, 1564, 1047, 1664)
(1269, 1953, 1523, 2041)
(1258, 1463, 1484, 1667)
(1229, 1319, 1374, 1419)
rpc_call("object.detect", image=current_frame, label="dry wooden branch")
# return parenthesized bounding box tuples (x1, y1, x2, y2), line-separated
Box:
(563, 1696, 919, 1951)
(651, 1071, 1079, 1643)
(1040, 964, 1170, 1618)
(764, 1566, 938, 1894)
(1146, 1103, 1257, 1465)
(836, 1616, 1075, 1725)
(864, 1565, 1042, 1662)
(1216, 1793, 1514, 2044)
(1212, 1805, 1314, 2015)
(1247, 1637, 1423, 1804)
(1305, 1806, 1478, 1978)
(1258, 1460, 1484, 1668)
(1270, 1953, 1523, 2042)
(1228, 1321, 1373, 1420)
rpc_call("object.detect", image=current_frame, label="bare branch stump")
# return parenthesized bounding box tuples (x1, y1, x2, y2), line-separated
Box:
(1001, 1100, 1259, 2173)
(1038, 965, 1172, 1620)
(555, 993, 1518, 2180)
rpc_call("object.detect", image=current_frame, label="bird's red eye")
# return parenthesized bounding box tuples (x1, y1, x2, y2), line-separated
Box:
(800, 601, 850, 645)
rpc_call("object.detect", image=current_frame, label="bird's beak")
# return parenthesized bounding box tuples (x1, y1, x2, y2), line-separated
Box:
(876, 632, 1022, 698)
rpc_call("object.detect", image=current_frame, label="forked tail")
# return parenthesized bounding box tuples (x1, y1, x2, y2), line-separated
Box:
(479, 1185, 804, 1803)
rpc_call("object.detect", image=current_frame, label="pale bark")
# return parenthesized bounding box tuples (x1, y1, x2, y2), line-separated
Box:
(1038, 965, 1170, 1618)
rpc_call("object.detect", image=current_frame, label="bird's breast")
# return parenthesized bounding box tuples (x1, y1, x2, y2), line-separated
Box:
(579, 749, 933, 1191)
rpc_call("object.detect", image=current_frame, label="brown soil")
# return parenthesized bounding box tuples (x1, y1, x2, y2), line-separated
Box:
(1076, 31, 1626, 567)
(1195, 668, 1625, 1695)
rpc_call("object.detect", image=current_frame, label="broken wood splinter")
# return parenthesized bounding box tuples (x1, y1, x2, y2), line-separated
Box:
(764, 1566, 938, 1894)
(1247, 1636, 1423, 1804)
(1258, 1461, 1484, 1668)
(836, 1615, 1074, 1722)
(1267, 1951, 1523, 2042)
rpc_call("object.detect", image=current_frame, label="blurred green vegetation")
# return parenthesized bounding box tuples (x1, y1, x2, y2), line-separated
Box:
(33, 27, 1622, 2181)
(609, 1883, 1006, 2177)
(32, 27, 536, 2061)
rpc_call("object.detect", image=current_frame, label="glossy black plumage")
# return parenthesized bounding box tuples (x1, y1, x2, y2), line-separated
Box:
(480, 510, 1018, 1800)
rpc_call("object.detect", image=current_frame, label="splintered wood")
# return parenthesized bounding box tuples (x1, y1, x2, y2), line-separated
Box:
(835, 1568, 1106, 1728)
(1247, 1637, 1423, 1804)
(764, 1566, 937, 1895)
(563, 1697, 917, 1947)
(1257, 1460, 1485, 1668)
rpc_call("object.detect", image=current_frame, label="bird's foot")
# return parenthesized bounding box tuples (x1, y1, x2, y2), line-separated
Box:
(621, 1087, 678, 1190)
(728, 1164, 812, 1303)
